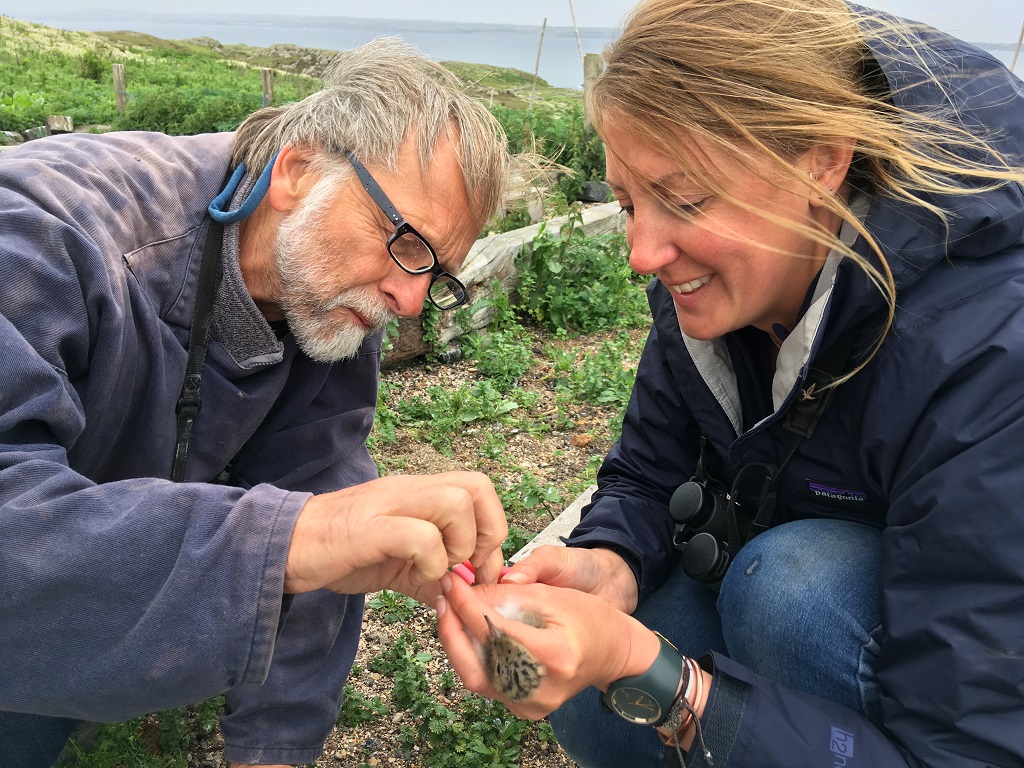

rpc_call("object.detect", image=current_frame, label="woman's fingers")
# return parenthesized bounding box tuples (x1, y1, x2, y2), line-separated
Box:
(501, 545, 568, 586)
(502, 546, 639, 613)
(436, 576, 502, 696)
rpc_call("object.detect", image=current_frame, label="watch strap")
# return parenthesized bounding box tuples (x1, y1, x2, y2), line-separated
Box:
(603, 631, 685, 726)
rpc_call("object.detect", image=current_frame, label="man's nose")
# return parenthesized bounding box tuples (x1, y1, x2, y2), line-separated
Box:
(380, 272, 433, 318)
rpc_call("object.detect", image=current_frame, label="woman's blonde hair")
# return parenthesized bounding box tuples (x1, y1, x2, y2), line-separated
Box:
(588, 0, 1024, 381)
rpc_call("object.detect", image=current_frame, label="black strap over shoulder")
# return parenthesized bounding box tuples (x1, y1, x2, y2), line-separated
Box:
(747, 333, 857, 540)
(728, 332, 858, 552)
(172, 218, 224, 482)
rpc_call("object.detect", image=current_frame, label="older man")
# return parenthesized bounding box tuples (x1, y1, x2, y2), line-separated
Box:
(0, 38, 510, 767)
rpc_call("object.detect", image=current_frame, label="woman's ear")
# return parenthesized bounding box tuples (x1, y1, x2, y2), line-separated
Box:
(808, 140, 856, 200)
(266, 144, 316, 213)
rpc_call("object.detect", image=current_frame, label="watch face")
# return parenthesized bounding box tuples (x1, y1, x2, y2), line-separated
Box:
(608, 686, 664, 725)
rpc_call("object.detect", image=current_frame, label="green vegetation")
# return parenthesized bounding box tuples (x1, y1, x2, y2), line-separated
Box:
(0, 17, 600, 209)
(372, 211, 647, 514)
(366, 590, 419, 624)
(493, 102, 608, 207)
(518, 209, 649, 334)
(0, 17, 317, 133)
(60, 697, 227, 768)
(358, 629, 547, 768)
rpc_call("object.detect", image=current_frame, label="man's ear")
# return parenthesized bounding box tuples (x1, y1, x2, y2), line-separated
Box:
(808, 140, 856, 200)
(266, 144, 316, 213)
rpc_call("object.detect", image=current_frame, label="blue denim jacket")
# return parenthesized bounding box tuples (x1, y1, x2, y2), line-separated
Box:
(0, 131, 381, 764)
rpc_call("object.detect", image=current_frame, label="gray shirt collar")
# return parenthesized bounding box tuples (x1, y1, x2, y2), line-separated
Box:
(211, 171, 286, 369)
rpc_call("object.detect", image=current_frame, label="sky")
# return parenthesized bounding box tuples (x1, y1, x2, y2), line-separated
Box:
(2, 0, 1022, 44)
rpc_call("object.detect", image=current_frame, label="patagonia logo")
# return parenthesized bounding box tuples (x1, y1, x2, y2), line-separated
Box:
(807, 480, 867, 503)
(830, 726, 855, 765)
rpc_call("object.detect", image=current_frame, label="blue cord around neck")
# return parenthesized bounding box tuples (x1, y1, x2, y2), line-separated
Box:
(207, 150, 280, 223)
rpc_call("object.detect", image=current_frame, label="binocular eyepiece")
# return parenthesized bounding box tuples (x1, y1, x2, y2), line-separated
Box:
(670, 480, 742, 586)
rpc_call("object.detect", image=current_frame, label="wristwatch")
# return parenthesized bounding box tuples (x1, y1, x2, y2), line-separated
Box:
(601, 632, 686, 726)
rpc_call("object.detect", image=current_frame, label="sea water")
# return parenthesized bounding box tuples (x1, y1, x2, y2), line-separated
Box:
(13, 11, 621, 90)
(11, 9, 1019, 90)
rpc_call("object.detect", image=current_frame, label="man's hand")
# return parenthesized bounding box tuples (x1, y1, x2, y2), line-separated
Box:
(501, 545, 640, 614)
(284, 472, 507, 602)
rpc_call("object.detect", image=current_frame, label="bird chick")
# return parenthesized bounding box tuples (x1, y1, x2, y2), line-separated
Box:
(481, 606, 546, 702)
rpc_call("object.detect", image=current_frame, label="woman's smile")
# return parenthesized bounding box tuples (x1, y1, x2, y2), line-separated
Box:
(603, 112, 834, 341)
(667, 274, 714, 295)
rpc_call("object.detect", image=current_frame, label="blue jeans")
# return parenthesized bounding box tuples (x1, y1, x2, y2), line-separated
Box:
(0, 711, 80, 768)
(550, 519, 883, 768)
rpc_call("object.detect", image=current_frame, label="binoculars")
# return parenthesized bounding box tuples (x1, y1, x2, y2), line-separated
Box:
(669, 479, 752, 587)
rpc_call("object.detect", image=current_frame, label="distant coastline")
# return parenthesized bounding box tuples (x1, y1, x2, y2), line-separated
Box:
(4, 9, 1019, 86)
(41, 9, 620, 37)
(6, 10, 624, 90)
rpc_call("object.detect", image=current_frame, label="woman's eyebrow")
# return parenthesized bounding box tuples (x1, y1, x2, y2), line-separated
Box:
(609, 171, 694, 196)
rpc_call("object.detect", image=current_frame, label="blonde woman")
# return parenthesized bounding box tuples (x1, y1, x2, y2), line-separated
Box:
(438, 1, 1024, 767)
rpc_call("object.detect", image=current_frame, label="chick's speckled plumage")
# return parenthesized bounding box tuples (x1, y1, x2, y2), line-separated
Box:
(481, 605, 546, 701)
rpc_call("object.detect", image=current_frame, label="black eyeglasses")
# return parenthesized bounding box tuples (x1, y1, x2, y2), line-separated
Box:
(344, 149, 468, 311)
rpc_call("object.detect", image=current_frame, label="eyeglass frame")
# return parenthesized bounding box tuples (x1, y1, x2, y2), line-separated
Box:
(343, 149, 469, 310)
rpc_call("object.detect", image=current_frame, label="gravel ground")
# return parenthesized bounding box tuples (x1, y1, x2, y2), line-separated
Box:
(310, 327, 645, 768)
(79, 327, 642, 768)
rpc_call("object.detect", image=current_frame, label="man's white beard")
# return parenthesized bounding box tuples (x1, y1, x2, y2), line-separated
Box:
(272, 174, 395, 362)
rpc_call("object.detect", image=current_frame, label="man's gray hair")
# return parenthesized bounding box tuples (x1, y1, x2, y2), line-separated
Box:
(232, 37, 511, 220)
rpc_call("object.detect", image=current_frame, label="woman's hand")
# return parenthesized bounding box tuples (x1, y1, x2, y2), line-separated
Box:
(436, 574, 660, 720)
(501, 545, 640, 614)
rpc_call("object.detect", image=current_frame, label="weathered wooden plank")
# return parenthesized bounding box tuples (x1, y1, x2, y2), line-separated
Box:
(46, 115, 74, 134)
(381, 201, 624, 368)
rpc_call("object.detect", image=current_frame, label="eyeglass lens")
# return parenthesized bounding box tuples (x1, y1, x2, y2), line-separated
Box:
(389, 231, 436, 272)
(429, 274, 466, 309)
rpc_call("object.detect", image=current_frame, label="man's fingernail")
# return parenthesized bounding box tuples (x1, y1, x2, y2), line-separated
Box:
(436, 595, 447, 619)
(440, 572, 453, 594)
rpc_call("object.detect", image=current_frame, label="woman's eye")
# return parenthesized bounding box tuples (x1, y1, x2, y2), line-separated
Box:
(675, 199, 707, 214)
(618, 204, 635, 217)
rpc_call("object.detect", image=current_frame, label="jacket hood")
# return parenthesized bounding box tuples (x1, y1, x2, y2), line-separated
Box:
(673, 8, 1024, 439)
(832, 7, 1024, 333)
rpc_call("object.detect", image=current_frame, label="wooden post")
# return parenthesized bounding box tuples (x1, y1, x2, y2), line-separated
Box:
(261, 68, 274, 106)
(583, 53, 603, 130)
(112, 63, 127, 112)
(568, 0, 585, 69)
(529, 18, 547, 114)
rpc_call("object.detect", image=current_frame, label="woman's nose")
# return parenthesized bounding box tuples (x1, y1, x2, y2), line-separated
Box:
(626, 213, 680, 276)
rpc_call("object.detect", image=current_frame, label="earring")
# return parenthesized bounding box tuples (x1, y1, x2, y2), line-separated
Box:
(809, 170, 834, 195)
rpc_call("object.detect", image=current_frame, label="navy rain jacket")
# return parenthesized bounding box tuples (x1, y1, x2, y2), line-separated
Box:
(565, 10, 1024, 768)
